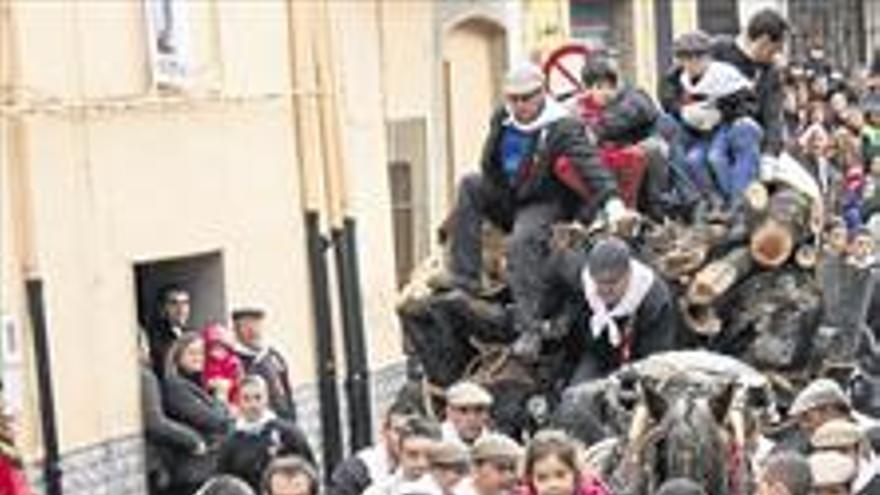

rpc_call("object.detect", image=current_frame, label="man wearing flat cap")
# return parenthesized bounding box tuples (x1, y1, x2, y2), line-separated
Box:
(812, 419, 880, 495)
(443, 60, 631, 361)
(232, 306, 298, 422)
(810, 451, 857, 495)
(545, 236, 678, 384)
(456, 434, 522, 495)
(443, 381, 493, 447)
(428, 441, 470, 495)
(770, 378, 854, 457)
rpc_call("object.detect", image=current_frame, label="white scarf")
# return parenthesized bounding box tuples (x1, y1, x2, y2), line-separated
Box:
(357, 443, 395, 486)
(235, 409, 277, 434)
(582, 259, 655, 347)
(503, 95, 569, 133)
(680, 60, 753, 100)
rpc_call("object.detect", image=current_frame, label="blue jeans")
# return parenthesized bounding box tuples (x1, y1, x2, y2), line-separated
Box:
(658, 114, 763, 204)
(707, 117, 763, 203)
(655, 114, 707, 203)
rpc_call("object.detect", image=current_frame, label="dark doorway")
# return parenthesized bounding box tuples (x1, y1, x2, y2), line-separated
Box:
(134, 251, 227, 330)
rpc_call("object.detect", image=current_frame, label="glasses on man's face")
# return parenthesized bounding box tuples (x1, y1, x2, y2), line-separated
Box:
(676, 51, 706, 61)
(167, 297, 190, 305)
(507, 89, 542, 104)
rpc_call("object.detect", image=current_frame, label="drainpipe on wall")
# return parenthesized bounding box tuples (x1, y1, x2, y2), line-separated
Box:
(314, 0, 373, 453)
(286, 0, 344, 476)
(4, 2, 61, 493)
(25, 279, 62, 495)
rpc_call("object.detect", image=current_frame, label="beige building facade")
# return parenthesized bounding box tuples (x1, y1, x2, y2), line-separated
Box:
(0, 0, 530, 492)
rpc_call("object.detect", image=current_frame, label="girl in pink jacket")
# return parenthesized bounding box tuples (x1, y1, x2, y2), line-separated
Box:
(521, 430, 612, 495)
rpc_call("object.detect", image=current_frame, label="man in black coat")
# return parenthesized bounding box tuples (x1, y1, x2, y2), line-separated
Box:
(218, 375, 315, 492)
(147, 284, 192, 379)
(546, 237, 679, 385)
(710, 8, 789, 157)
(445, 62, 627, 360)
(232, 307, 298, 422)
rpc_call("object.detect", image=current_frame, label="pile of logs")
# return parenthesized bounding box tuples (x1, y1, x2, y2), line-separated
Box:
(640, 162, 876, 383)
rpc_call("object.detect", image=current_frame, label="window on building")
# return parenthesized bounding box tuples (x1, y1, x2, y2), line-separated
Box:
(386, 119, 429, 288)
(569, 0, 635, 79)
(788, 0, 866, 72)
(134, 251, 226, 331)
(144, 0, 190, 89)
(698, 0, 740, 36)
(388, 161, 415, 288)
(570, 0, 615, 48)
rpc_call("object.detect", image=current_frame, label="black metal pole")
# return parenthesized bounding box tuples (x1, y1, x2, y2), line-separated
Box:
(304, 211, 343, 478)
(25, 278, 63, 495)
(332, 217, 373, 453)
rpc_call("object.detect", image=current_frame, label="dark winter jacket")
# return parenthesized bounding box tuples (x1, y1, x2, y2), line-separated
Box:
(141, 366, 202, 489)
(546, 249, 680, 376)
(218, 414, 316, 492)
(659, 64, 757, 129)
(479, 102, 619, 217)
(856, 467, 880, 495)
(147, 319, 190, 380)
(162, 372, 232, 487)
(237, 346, 298, 422)
(328, 445, 394, 495)
(593, 86, 660, 145)
(711, 36, 786, 155)
(328, 456, 373, 495)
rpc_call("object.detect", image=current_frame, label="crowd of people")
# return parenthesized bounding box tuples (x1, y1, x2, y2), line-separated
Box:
(398, 7, 880, 495)
(141, 285, 316, 495)
(5, 6, 880, 495)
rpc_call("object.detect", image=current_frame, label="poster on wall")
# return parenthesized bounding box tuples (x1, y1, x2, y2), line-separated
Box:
(1, 315, 24, 415)
(144, 0, 190, 89)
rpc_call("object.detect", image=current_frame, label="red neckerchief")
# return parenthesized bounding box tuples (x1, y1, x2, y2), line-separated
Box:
(616, 320, 635, 364)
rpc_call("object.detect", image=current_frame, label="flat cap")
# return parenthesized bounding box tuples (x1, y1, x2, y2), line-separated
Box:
(789, 378, 850, 417)
(231, 306, 266, 320)
(504, 62, 545, 96)
(446, 381, 493, 407)
(809, 451, 856, 487)
(471, 433, 523, 463)
(673, 31, 712, 56)
(811, 419, 863, 449)
(430, 440, 470, 467)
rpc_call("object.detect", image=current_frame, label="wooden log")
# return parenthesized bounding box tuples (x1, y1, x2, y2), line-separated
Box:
(795, 244, 819, 269)
(681, 298, 723, 336)
(645, 220, 726, 281)
(750, 188, 812, 267)
(687, 247, 754, 306)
